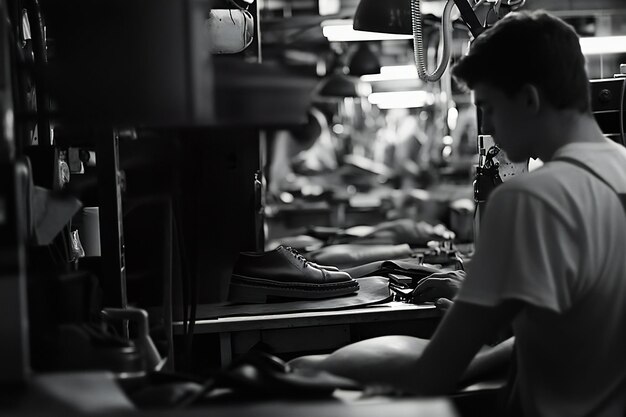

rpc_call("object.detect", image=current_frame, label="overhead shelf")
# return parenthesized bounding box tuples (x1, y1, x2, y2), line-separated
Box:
(213, 58, 318, 128)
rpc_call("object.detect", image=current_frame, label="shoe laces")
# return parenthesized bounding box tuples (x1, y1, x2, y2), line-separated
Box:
(283, 246, 310, 268)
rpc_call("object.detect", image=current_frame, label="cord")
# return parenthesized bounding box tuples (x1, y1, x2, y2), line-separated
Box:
(411, 0, 455, 82)
(24, 0, 50, 146)
(174, 195, 196, 372)
(472, 0, 487, 10)
(226, 0, 248, 10)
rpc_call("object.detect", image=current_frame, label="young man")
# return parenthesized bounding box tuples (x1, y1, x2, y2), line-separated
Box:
(402, 10, 626, 416)
(293, 10, 626, 417)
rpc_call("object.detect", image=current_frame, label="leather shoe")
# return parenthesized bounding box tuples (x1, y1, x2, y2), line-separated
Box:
(283, 246, 340, 271)
(230, 246, 358, 303)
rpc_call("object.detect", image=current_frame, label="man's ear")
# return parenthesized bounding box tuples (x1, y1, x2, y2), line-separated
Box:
(519, 84, 541, 114)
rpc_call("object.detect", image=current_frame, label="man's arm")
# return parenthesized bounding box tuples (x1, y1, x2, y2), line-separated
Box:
(461, 336, 515, 386)
(432, 297, 515, 387)
(399, 299, 523, 395)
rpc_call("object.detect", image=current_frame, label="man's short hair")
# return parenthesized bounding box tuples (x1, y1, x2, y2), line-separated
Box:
(451, 10, 590, 113)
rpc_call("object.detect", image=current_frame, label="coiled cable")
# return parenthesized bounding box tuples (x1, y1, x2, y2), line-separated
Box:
(411, 0, 455, 82)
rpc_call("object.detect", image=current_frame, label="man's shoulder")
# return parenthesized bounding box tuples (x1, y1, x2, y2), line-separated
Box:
(484, 163, 593, 228)
(491, 163, 574, 202)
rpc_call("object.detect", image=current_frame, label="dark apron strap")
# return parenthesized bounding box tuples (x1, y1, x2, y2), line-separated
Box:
(552, 156, 626, 213)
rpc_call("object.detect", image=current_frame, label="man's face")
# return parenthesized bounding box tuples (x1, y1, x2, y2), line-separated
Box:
(473, 82, 534, 163)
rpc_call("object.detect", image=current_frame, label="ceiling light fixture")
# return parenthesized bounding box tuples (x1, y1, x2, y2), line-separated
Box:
(321, 19, 412, 42)
(348, 43, 382, 76)
(314, 73, 373, 99)
(351, 0, 447, 34)
(321, 1, 447, 42)
(361, 65, 421, 82)
(319, 0, 341, 16)
(580, 36, 626, 55)
(368, 90, 434, 109)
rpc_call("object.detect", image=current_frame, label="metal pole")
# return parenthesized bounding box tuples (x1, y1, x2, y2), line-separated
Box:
(97, 128, 128, 337)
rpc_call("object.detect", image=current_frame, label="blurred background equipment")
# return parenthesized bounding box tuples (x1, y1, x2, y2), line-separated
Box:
(207, 9, 255, 54)
(590, 70, 626, 146)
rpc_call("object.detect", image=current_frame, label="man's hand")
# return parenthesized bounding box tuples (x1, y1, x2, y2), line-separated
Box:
(435, 297, 454, 312)
(411, 270, 466, 304)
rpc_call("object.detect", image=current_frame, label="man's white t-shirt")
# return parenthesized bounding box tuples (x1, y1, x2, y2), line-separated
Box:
(457, 139, 626, 417)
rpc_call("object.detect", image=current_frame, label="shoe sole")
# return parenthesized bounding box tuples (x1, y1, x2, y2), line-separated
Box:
(229, 275, 359, 303)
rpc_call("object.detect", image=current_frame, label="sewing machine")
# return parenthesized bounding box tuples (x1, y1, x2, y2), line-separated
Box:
(473, 134, 529, 240)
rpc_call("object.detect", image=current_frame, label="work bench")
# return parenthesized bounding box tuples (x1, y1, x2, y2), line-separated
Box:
(173, 301, 441, 367)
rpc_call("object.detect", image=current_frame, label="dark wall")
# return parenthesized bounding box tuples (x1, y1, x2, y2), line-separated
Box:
(177, 129, 261, 307)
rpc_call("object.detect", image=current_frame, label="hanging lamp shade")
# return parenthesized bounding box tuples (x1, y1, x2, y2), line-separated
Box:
(353, 0, 413, 35)
(315, 73, 372, 98)
(348, 43, 382, 76)
(353, 0, 485, 38)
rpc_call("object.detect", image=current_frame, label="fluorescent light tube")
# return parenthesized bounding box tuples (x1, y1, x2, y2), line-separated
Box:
(322, 19, 412, 42)
(580, 36, 626, 55)
(368, 91, 435, 109)
(362, 65, 420, 82)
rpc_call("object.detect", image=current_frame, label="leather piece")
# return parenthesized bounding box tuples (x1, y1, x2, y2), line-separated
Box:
(24, 372, 135, 413)
(307, 219, 455, 247)
(194, 276, 391, 320)
(307, 244, 413, 269)
(344, 258, 440, 279)
(266, 235, 325, 252)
